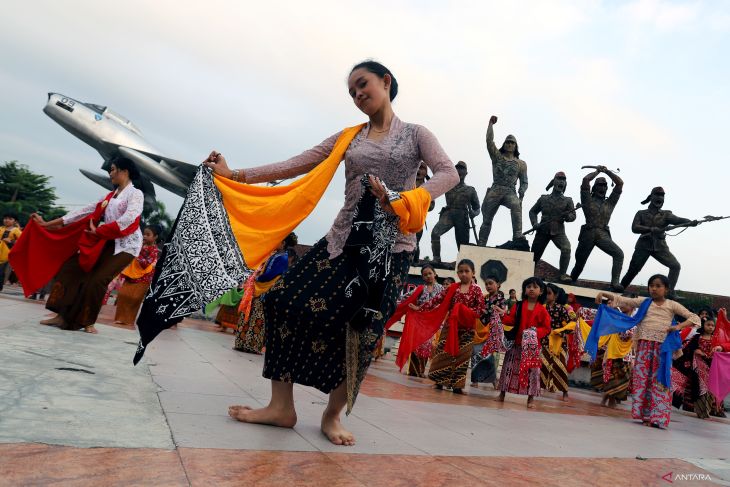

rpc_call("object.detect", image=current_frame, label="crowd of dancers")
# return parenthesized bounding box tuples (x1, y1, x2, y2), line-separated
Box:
(388, 264, 729, 428)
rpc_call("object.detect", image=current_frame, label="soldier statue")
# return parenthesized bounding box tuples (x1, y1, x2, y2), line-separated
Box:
(414, 162, 436, 261)
(569, 166, 625, 291)
(477, 115, 528, 247)
(528, 171, 576, 283)
(620, 187, 697, 292)
(431, 161, 480, 262)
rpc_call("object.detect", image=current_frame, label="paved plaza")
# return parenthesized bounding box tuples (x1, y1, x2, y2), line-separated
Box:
(0, 291, 729, 486)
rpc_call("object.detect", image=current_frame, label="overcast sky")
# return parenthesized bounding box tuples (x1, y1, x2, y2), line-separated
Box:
(1, 0, 729, 295)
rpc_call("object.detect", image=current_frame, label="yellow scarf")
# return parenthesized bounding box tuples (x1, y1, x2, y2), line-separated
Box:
(121, 259, 155, 279)
(214, 123, 431, 270)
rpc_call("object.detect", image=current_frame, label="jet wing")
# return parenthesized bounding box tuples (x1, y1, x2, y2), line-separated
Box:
(138, 150, 198, 181)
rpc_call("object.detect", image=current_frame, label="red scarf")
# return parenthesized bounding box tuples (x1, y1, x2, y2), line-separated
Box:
(393, 283, 479, 370)
(10, 191, 140, 297)
(714, 309, 730, 351)
(386, 283, 459, 369)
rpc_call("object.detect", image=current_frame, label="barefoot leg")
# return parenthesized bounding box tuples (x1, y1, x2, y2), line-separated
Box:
(228, 380, 297, 428)
(321, 381, 355, 446)
(562, 391, 569, 402)
(527, 395, 536, 409)
(40, 314, 65, 326)
(495, 391, 505, 403)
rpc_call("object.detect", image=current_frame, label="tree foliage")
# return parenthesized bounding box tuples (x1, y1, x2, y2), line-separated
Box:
(142, 199, 175, 242)
(0, 161, 66, 225)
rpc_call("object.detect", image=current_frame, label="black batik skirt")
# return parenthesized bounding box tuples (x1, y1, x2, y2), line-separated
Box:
(262, 238, 411, 413)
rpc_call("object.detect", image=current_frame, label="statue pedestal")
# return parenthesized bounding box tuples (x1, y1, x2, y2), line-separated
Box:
(456, 244, 535, 294)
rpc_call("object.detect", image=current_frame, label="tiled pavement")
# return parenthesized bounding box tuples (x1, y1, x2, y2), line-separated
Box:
(0, 290, 729, 486)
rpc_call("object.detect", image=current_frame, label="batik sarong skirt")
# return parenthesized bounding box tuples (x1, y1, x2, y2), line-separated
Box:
(631, 339, 672, 428)
(262, 238, 410, 413)
(114, 281, 150, 325)
(470, 343, 497, 384)
(540, 344, 569, 393)
(498, 345, 541, 396)
(428, 326, 473, 389)
(234, 298, 266, 354)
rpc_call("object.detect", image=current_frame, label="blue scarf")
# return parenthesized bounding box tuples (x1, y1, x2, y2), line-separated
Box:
(586, 298, 681, 388)
(585, 298, 652, 361)
(658, 330, 682, 389)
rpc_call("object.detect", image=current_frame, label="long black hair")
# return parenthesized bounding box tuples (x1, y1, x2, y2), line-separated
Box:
(350, 60, 398, 101)
(546, 283, 567, 305)
(521, 276, 546, 304)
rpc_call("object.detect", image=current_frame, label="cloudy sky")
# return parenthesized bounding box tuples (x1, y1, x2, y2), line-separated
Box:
(2, 0, 729, 295)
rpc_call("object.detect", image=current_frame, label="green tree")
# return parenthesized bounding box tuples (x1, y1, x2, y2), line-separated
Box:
(142, 199, 174, 242)
(0, 161, 66, 225)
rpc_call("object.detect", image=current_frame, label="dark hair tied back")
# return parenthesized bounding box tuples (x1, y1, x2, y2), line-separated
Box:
(111, 156, 141, 180)
(284, 232, 298, 249)
(351, 60, 398, 101)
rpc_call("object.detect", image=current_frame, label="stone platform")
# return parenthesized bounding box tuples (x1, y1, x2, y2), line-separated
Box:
(0, 289, 729, 486)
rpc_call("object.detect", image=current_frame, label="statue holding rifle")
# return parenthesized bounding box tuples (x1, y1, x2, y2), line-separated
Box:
(527, 171, 576, 283)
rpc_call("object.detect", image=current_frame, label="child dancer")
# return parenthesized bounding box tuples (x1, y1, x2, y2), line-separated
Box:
(541, 283, 573, 401)
(406, 265, 444, 377)
(497, 277, 552, 408)
(673, 318, 727, 418)
(420, 259, 485, 394)
(595, 274, 700, 428)
(114, 225, 160, 325)
(471, 275, 505, 388)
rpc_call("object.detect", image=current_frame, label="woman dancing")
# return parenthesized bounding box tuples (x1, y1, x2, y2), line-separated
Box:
(203, 61, 458, 445)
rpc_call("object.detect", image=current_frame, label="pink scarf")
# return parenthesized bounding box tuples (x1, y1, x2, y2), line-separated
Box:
(708, 352, 730, 403)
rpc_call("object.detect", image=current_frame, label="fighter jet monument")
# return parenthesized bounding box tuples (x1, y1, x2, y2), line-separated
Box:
(43, 93, 196, 208)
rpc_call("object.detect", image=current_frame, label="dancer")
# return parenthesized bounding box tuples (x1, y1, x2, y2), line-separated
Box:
(13, 158, 143, 334)
(234, 233, 297, 353)
(199, 61, 458, 445)
(0, 213, 22, 291)
(540, 284, 574, 401)
(422, 259, 485, 393)
(590, 302, 635, 408)
(594, 275, 700, 428)
(672, 317, 727, 418)
(471, 275, 505, 388)
(497, 277, 551, 408)
(114, 225, 160, 325)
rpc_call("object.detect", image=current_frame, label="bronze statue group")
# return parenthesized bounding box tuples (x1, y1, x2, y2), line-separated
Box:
(9, 61, 728, 445)
(430, 115, 719, 295)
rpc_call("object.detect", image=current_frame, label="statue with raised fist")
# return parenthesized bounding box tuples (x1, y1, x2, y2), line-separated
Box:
(477, 115, 528, 246)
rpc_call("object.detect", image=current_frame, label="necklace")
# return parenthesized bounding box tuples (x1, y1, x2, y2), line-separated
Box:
(370, 126, 390, 133)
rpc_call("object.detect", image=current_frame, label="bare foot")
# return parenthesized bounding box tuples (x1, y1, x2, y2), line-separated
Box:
(495, 392, 505, 403)
(562, 392, 569, 402)
(228, 404, 297, 428)
(40, 315, 64, 326)
(321, 412, 355, 446)
(84, 326, 98, 334)
(527, 400, 536, 409)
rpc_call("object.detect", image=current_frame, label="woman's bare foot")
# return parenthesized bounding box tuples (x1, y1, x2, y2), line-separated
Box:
(601, 394, 609, 407)
(228, 404, 297, 428)
(562, 392, 569, 402)
(321, 411, 355, 446)
(527, 396, 536, 409)
(40, 315, 64, 326)
(84, 326, 98, 334)
(495, 392, 506, 402)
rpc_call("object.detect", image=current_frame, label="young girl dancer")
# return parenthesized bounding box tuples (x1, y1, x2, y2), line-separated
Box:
(541, 283, 573, 401)
(114, 225, 161, 325)
(206, 61, 458, 446)
(595, 274, 700, 428)
(405, 265, 443, 377)
(497, 277, 552, 408)
(420, 259, 485, 394)
(471, 275, 504, 388)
